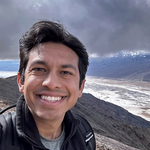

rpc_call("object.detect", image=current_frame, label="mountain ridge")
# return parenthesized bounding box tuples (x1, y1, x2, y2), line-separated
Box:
(87, 53, 150, 82)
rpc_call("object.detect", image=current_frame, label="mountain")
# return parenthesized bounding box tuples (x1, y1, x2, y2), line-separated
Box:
(87, 52, 150, 82)
(0, 76, 20, 105)
(0, 76, 150, 149)
(0, 60, 19, 71)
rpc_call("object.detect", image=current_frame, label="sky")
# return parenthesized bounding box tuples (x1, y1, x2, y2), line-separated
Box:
(1, 0, 150, 59)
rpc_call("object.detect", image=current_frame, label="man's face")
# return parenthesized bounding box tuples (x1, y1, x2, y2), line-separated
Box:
(18, 42, 85, 121)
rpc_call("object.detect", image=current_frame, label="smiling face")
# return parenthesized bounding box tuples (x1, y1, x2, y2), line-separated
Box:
(17, 42, 85, 121)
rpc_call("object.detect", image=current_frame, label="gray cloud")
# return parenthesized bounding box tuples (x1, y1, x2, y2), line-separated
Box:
(1, 0, 150, 59)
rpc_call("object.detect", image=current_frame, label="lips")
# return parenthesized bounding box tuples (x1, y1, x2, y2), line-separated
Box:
(40, 95, 64, 102)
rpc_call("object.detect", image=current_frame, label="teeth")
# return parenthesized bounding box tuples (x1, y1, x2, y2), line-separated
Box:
(41, 95, 62, 102)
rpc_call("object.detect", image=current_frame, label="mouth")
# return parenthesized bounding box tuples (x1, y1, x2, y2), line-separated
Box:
(39, 95, 65, 103)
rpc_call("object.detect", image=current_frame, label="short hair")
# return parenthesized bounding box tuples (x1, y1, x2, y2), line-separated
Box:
(19, 20, 89, 87)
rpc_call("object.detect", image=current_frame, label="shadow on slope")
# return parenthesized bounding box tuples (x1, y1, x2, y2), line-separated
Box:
(0, 76, 20, 105)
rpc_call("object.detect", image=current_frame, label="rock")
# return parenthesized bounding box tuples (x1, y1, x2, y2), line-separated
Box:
(95, 134, 140, 150)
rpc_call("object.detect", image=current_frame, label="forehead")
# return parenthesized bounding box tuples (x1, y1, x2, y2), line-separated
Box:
(28, 42, 79, 66)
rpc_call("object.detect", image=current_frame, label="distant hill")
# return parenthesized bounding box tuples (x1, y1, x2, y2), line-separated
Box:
(87, 53, 150, 82)
(1, 76, 150, 149)
(0, 60, 19, 72)
(0, 76, 20, 105)
(1, 53, 150, 81)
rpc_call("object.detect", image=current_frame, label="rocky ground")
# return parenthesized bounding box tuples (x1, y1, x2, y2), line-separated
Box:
(1, 76, 150, 150)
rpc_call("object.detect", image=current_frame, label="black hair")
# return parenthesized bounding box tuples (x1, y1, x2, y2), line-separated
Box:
(19, 20, 89, 87)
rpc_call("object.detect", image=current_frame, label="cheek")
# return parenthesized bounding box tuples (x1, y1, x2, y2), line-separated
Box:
(67, 79, 81, 96)
(23, 77, 37, 94)
(25, 75, 40, 86)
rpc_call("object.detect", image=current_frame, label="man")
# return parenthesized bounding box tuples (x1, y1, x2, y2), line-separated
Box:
(0, 20, 96, 150)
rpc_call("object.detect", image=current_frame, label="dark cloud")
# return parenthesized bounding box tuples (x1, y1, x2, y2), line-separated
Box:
(1, 0, 150, 59)
(83, 0, 150, 56)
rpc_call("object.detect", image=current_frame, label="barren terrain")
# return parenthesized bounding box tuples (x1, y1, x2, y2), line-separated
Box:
(84, 76, 150, 121)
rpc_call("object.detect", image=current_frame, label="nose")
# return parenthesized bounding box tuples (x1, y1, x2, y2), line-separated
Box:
(42, 72, 62, 89)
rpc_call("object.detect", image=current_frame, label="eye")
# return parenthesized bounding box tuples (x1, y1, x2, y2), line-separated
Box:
(32, 68, 46, 72)
(61, 71, 72, 75)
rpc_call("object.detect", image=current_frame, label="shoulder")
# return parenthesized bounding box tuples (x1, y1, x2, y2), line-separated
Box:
(73, 113, 96, 150)
(73, 113, 91, 127)
(0, 112, 19, 150)
(0, 112, 16, 139)
(0, 111, 16, 125)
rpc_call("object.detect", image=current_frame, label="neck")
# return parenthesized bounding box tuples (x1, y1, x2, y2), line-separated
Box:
(31, 112, 64, 140)
(38, 120, 63, 139)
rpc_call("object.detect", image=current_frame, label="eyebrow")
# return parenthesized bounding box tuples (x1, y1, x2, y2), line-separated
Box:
(29, 60, 77, 72)
(29, 60, 47, 66)
(61, 64, 77, 72)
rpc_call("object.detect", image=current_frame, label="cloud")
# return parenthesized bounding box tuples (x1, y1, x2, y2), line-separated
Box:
(79, 0, 150, 56)
(1, 0, 150, 59)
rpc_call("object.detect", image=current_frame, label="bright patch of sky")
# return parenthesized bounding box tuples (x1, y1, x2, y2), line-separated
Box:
(97, 50, 150, 58)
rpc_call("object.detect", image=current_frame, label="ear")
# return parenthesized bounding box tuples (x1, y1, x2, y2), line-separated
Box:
(17, 73, 24, 93)
(78, 79, 86, 98)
